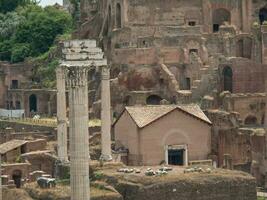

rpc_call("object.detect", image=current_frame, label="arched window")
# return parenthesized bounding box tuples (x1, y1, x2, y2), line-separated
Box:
(223, 66, 233, 93)
(259, 8, 267, 25)
(244, 115, 258, 126)
(116, 3, 122, 28)
(212, 8, 231, 32)
(29, 94, 37, 112)
(146, 95, 162, 105)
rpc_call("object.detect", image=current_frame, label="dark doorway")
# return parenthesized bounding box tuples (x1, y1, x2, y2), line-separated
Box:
(116, 3, 122, 28)
(168, 149, 184, 166)
(189, 49, 198, 54)
(244, 115, 258, 126)
(213, 24, 219, 32)
(12, 170, 22, 188)
(15, 101, 21, 109)
(188, 21, 196, 26)
(212, 8, 231, 32)
(223, 66, 233, 93)
(146, 95, 162, 105)
(11, 80, 18, 89)
(29, 94, 37, 112)
(123, 95, 132, 106)
(185, 77, 191, 90)
(259, 8, 267, 25)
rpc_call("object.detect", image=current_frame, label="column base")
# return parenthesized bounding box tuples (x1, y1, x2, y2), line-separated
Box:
(100, 154, 113, 162)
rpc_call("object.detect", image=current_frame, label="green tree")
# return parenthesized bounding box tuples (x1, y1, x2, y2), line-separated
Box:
(11, 43, 30, 63)
(0, 40, 12, 61)
(0, 0, 37, 13)
(0, 12, 25, 40)
(14, 5, 72, 57)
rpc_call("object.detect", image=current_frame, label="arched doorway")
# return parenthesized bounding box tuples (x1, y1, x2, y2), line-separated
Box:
(116, 3, 122, 28)
(244, 115, 258, 126)
(212, 8, 231, 32)
(259, 8, 267, 24)
(223, 67, 233, 93)
(12, 170, 22, 188)
(146, 95, 162, 105)
(29, 94, 37, 112)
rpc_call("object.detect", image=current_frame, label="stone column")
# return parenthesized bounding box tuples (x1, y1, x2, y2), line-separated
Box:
(67, 66, 90, 200)
(0, 154, 2, 200)
(265, 69, 267, 160)
(100, 65, 112, 161)
(56, 66, 68, 163)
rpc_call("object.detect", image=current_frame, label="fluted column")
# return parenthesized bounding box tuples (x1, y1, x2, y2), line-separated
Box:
(56, 66, 68, 163)
(67, 66, 90, 200)
(100, 65, 112, 161)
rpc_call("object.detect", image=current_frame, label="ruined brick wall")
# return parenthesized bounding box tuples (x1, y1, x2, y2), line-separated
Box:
(219, 58, 265, 93)
(5, 148, 22, 163)
(2, 163, 31, 181)
(223, 93, 265, 125)
(25, 139, 47, 152)
(218, 129, 265, 166)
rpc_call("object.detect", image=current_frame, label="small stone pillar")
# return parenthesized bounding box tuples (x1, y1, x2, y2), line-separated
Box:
(100, 65, 112, 161)
(56, 66, 68, 163)
(67, 66, 90, 200)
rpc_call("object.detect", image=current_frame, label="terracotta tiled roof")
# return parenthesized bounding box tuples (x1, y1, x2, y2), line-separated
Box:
(125, 104, 211, 128)
(0, 140, 27, 154)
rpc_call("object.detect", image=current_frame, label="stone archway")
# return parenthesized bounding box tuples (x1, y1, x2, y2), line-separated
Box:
(29, 94, 37, 113)
(259, 8, 267, 25)
(212, 8, 231, 32)
(12, 169, 22, 188)
(146, 95, 162, 105)
(223, 66, 233, 93)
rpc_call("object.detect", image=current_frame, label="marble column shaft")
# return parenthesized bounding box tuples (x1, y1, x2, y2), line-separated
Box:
(100, 66, 112, 161)
(56, 66, 68, 163)
(0, 155, 2, 200)
(67, 67, 90, 200)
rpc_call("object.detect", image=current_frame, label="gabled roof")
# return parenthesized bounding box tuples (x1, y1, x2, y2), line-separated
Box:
(116, 104, 212, 129)
(0, 140, 27, 154)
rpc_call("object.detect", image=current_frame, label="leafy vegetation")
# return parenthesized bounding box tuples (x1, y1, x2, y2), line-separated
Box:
(0, 0, 37, 13)
(0, 2, 74, 88)
(0, 4, 72, 63)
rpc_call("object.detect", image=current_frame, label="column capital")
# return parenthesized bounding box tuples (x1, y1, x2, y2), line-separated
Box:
(101, 65, 110, 80)
(66, 66, 89, 88)
(56, 66, 67, 80)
